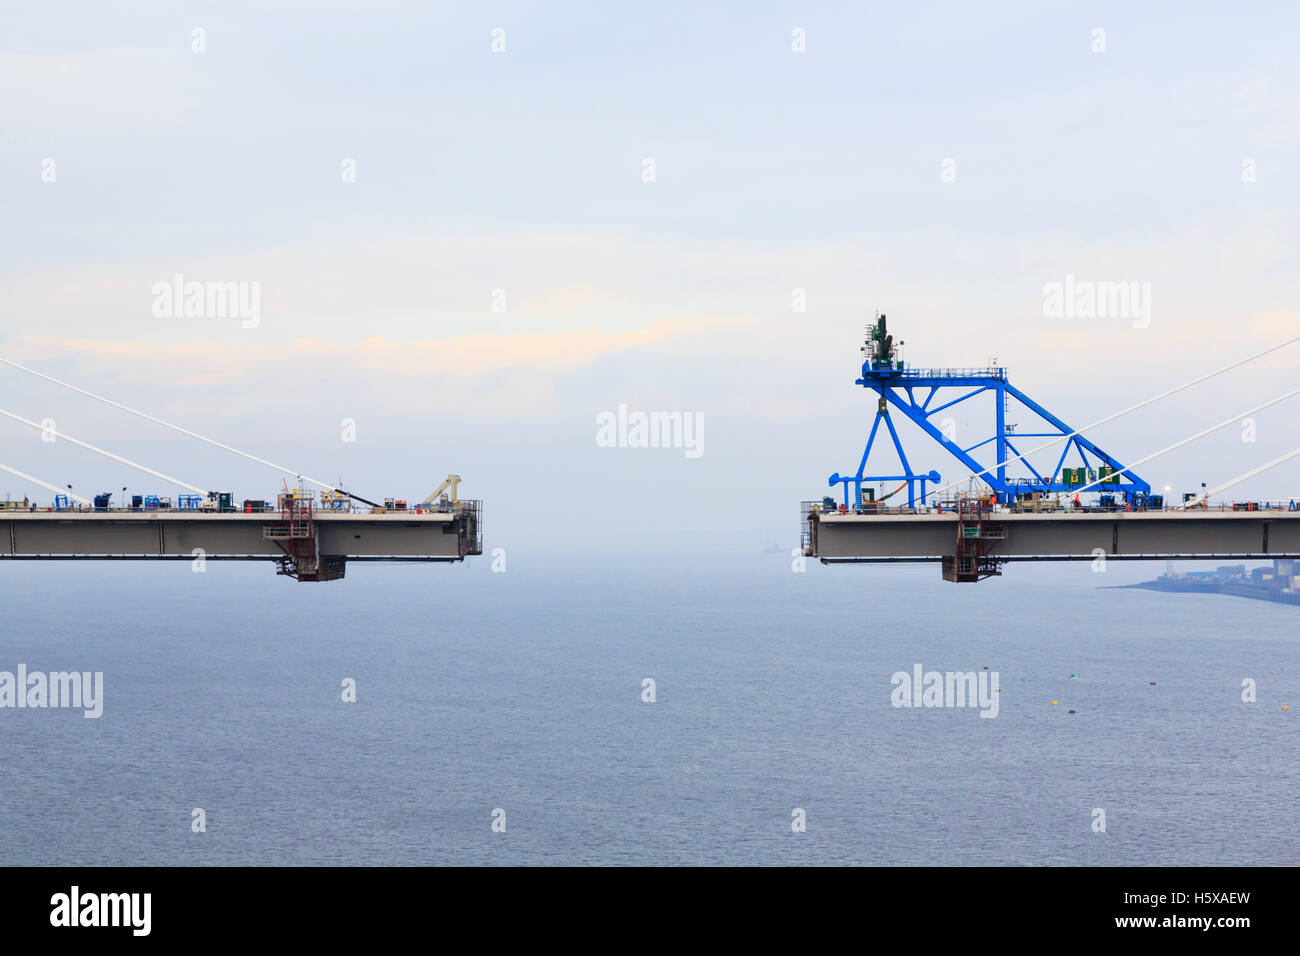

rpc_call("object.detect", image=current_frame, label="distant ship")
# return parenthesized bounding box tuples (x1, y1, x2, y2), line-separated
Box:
(1123, 559, 1300, 608)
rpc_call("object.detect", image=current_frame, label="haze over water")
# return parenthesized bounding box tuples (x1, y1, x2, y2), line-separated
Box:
(2, 555, 1295, 866)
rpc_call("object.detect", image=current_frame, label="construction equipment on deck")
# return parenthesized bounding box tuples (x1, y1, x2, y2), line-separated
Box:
(424, 474, 462, 507)
(828, 313, 1150, 511)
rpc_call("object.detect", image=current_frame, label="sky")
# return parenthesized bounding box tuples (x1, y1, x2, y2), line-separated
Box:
(1, 1, 1299, 559)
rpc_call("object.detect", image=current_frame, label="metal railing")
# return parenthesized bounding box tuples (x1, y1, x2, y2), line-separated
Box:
(8, 494, 489, 516)
(455, 499, 483, 556)
(864, 366, 1008, 380)
(805, 497, 1300, 517)
(799, 500, 818, 553)
(264, 521, 313, 539)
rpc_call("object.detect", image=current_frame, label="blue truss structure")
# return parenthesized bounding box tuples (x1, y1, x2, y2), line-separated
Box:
(829, 316, 1151, 508)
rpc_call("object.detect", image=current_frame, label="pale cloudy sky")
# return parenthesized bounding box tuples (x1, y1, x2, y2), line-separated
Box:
(2, 2, 1298, 558)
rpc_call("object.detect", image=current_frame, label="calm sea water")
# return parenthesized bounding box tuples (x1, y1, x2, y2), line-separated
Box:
(1, 555, 1296, 866)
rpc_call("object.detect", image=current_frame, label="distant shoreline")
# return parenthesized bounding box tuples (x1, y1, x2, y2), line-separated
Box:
(1111, 561, 1300, 608)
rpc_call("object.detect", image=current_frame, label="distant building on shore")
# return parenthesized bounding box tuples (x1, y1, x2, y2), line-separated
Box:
(1129, 559, 1300, 607)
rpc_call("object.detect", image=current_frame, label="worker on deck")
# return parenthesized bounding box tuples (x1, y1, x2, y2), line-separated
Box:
(1073, 493, 1081, 510)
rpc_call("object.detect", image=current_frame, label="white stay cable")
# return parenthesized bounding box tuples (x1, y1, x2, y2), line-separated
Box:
(928, 332, 1300, 498)
(0, 408, 206, 494)
(1071, 386, 1300, 495)
(1176, 448, 1300, 509)
(0, 356, 335, 493)
(0, 464, 92, 504)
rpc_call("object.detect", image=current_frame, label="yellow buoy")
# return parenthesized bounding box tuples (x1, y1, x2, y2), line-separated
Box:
(1050, 701, 1058, 706)
(1283, 706, 1290, 711)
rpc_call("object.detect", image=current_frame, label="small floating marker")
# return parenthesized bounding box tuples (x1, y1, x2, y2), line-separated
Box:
(1067, 709, 1076, 714)
(1149, 682, 1157, 685)
(982, 666, 989, 670)
(1283, 706, 1290, 711)
(1050, 701, 1058, 706)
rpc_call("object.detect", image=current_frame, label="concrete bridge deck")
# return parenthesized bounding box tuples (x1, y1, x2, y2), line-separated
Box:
(1, 507, 482, 580)
(807, 507, 1300, 568)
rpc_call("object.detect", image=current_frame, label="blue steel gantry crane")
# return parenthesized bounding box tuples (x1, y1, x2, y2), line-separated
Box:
(829, 314, 1151, 510)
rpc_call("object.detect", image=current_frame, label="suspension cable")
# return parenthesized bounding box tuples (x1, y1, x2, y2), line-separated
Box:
(0, 356, 337, 493)
(0, 408, 206, 494)
(0, 464, 92, 505)
(1176, 448, 1300, 509)
(927, 332, 1300, 498)
(1069, 387, 1300, 495)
